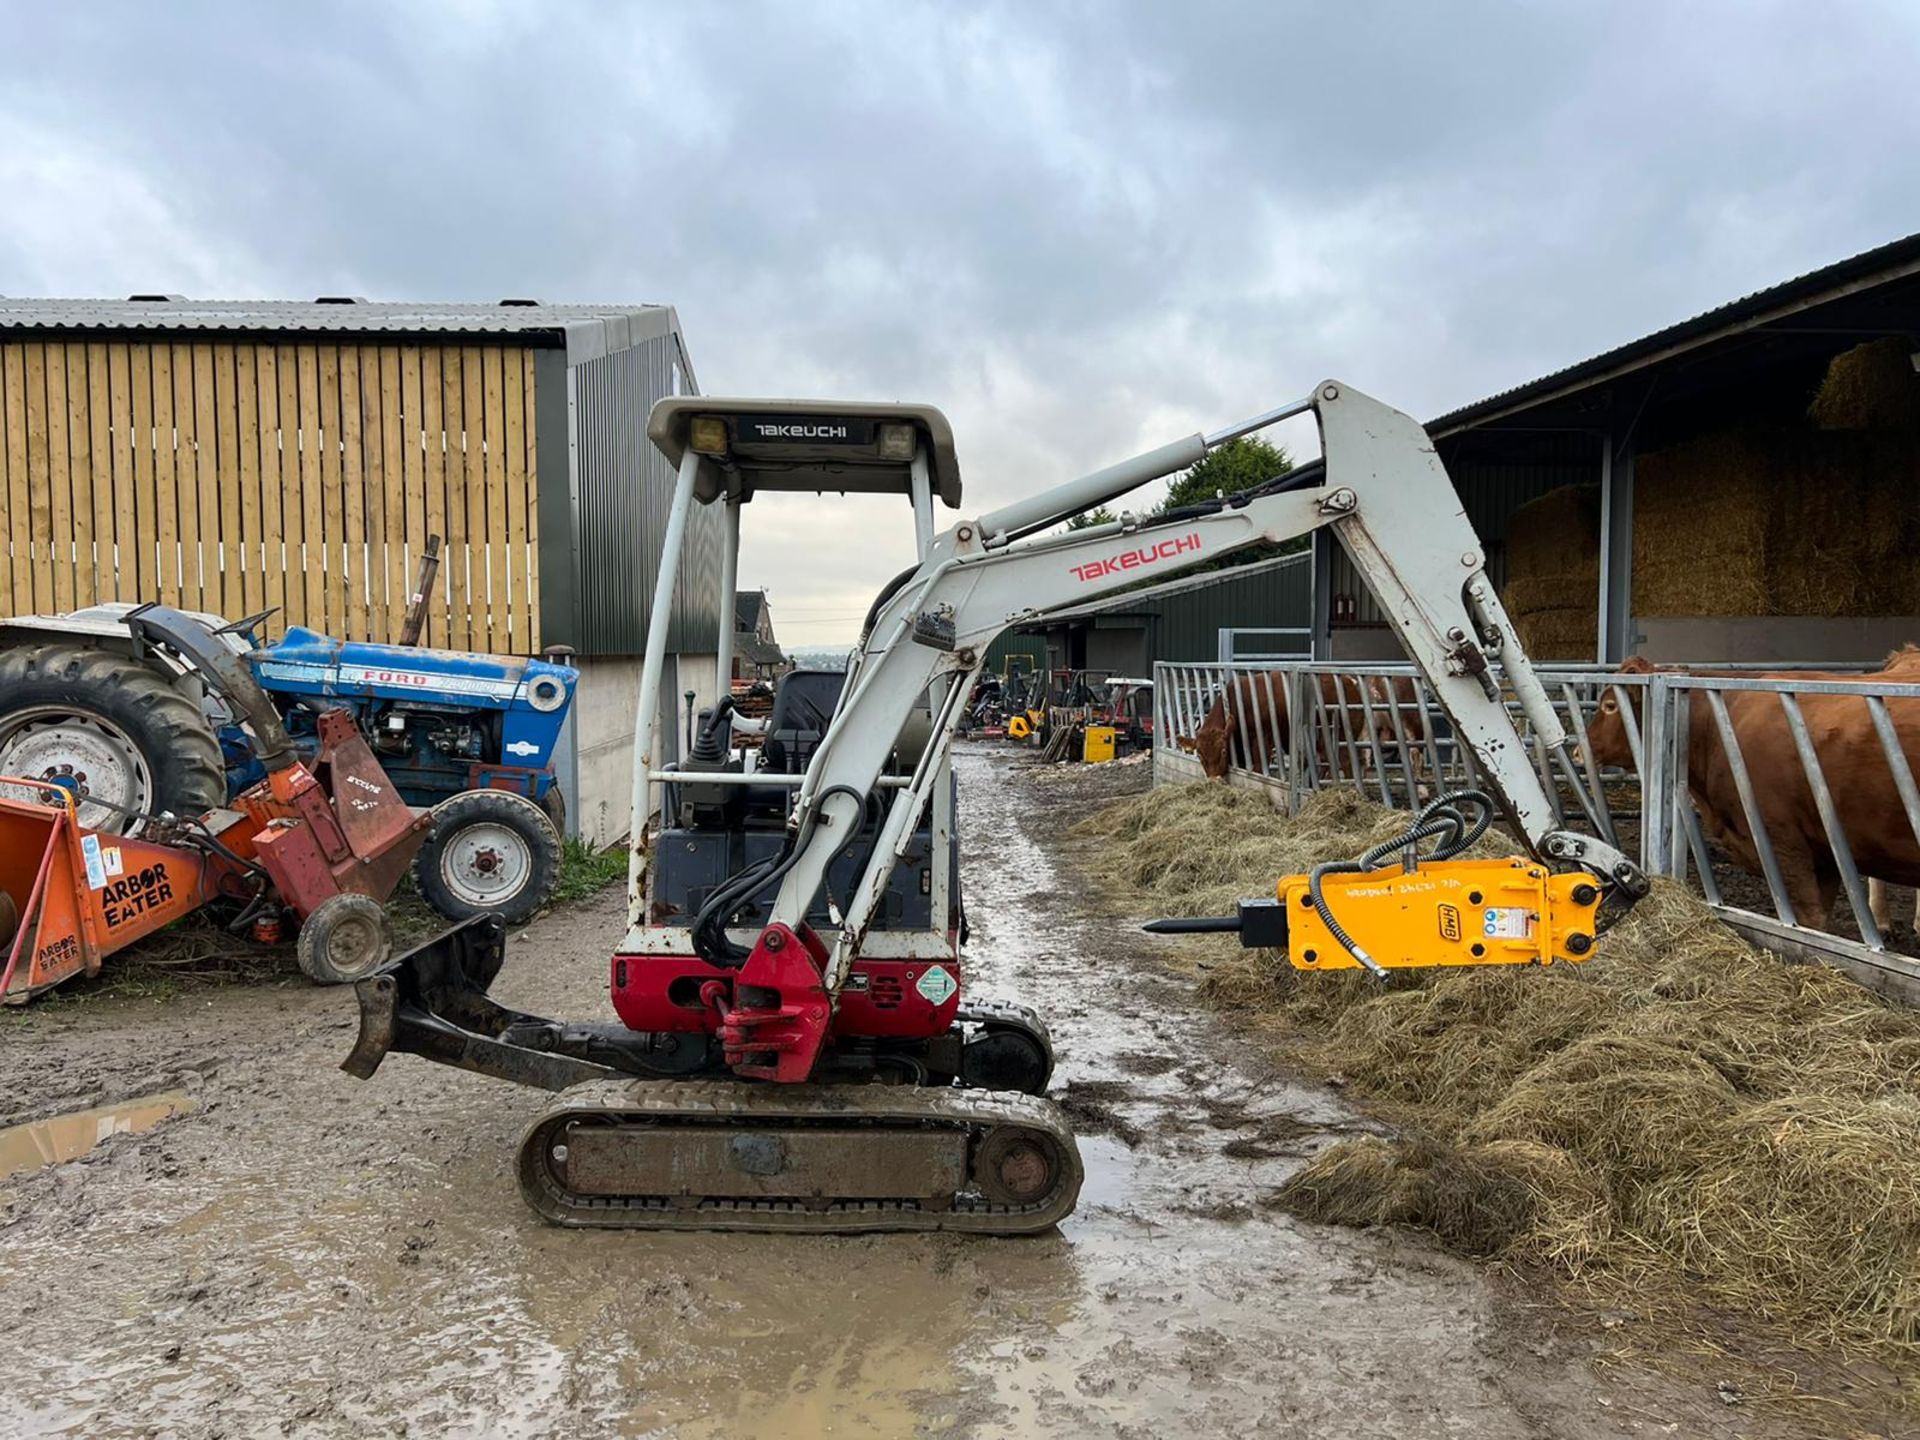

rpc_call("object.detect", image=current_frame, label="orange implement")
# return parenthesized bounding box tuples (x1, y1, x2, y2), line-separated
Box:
(0, 711, 429, 1003)
(0, 779, 225, 999)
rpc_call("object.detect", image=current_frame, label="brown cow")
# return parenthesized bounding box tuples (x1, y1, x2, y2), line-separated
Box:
(1584, 649, 1920, 933)
(1192, 670, 1292, 779)
(1188, 671, 1428, 782)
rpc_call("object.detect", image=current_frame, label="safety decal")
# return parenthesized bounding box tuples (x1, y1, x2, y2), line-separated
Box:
(915, 966, 957, 1005)
(102, 846, 124, 878)
(1482, 907, 1535, 941)
(81, 833, 108, 890)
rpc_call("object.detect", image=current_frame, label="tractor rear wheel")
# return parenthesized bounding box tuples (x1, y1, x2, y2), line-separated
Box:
(0, 643, 225, 832)
(413, 790, 562, 926)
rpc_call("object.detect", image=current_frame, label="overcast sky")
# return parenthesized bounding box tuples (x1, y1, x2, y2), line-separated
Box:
(4, 2, 1916, 645)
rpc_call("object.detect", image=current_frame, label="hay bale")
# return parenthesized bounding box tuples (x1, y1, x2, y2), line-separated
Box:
(1501, 575, 1594, 616)
(1633, 431, 1775, 615)
(1098, 781, 1920, 1357)
(1809, 337, 1920, 432)
(1633, 427, 1920, 617)
(1505, 484, 1601, 581)
(1511, 606, 1596, 661)
(1500, 485, 1600, 660)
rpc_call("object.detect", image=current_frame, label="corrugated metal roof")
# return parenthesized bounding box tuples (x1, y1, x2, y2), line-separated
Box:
(0, 296, 680, 361)
(1042, 549, 1311, 622)
(1429, 230, 1920, 435)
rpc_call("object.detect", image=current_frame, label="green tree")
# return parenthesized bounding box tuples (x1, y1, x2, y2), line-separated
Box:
(1158, 435, 1292, 513)
(1155, 435, 1302, 575)
(1065, 505, 1117, 531)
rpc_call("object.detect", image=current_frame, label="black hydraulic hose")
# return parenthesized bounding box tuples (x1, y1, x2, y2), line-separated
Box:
(40, 790, 274, 884)
(1309, 790, 1495, 979)
(859, 565, 920, 647)
(690, 783, 870, 968)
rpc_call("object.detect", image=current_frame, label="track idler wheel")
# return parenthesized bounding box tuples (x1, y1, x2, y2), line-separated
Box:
(972, 1124, 1068, 1207)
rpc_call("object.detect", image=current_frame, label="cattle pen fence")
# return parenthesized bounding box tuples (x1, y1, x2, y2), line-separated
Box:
(1149, 659, 1920, 997)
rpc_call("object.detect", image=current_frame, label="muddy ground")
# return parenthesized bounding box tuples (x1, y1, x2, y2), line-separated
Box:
(0, 749, 1899, 1438)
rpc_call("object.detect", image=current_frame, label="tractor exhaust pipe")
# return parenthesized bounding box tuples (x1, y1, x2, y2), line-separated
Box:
(395, 535, 444, 647)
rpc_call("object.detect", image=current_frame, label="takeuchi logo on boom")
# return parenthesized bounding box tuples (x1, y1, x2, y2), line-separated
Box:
(1069, 532, 1202, 583)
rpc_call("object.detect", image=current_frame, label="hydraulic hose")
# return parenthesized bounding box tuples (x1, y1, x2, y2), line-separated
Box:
(1308, 790, 1495, 978)
(690, 783, 871, 968)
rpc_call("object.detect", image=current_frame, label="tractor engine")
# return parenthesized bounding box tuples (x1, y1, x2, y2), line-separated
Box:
(239, 627, 576, 816)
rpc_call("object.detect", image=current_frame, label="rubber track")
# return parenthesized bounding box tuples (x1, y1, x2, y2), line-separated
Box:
(516, 1082, 1084, 1234)
(0, 643, 225, 825)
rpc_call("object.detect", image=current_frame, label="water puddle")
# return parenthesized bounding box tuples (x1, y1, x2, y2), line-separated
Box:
(0, 1089, 196, 1179)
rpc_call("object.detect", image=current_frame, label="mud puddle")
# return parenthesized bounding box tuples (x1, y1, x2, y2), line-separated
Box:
(0, 1089, 197, 1180)
(0, 749, 1855, 1438)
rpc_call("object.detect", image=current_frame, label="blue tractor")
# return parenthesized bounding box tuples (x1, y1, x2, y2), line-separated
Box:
(0, 605, 579, 926)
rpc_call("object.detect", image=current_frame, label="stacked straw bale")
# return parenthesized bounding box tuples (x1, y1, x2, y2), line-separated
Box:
(1633, 340, 1920, 619)
(1634, 428, 1920, 617)
(1498, 484, 1600, 660)
(1808, 336, 1920, 432)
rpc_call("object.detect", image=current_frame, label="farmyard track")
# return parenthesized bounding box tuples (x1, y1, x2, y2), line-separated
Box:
(0, 749, 1858, 1437)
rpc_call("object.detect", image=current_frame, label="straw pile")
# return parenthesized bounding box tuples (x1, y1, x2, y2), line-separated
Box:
(1498, 485, 1600, 661)
(1077, 783, 1920, 1359)
(1634, 426, 1920, 618)
(1809, 337, 1920, 432)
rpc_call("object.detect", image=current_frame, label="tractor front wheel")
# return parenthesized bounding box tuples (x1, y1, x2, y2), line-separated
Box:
(413, 790, 562, 926)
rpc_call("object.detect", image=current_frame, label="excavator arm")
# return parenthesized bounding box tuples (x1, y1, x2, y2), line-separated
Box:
(759, 381, 1644, 990)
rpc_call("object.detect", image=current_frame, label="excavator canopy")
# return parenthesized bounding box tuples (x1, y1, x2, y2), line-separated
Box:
(647, 397, 963, 507)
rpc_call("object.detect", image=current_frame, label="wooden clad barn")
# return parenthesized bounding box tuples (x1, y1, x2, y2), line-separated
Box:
(0, 297, 718, 656)
(0, 296, 722, 843)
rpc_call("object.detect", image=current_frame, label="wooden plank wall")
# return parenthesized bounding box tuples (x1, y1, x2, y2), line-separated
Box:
(0, 339, 540, 653)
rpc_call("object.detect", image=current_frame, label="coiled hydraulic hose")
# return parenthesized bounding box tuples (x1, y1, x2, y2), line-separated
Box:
(1308, 789, 1496, 978)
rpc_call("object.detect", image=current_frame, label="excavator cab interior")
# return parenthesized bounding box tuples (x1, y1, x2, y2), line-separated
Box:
(639, 399, 969, 954)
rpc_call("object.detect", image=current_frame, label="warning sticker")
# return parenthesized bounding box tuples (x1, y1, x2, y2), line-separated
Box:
(81, 833, 108, 891)
(103, 846, 124, 878)
(915, 966, 958, 1005)
(1483, 907, 1535, 941)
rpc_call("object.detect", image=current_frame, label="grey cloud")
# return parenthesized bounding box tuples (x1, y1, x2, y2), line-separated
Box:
(4, 1, 1915, 642)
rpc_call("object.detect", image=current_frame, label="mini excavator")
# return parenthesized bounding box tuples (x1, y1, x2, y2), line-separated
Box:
(341, 381, 1648, 1233)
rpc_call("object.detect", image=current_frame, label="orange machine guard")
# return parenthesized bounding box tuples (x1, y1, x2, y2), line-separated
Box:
(0, 780, 219, 1002)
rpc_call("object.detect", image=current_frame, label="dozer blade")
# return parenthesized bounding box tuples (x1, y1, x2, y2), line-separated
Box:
(342, 916, 618, 1092)
(517, 1080, 1083, 1235)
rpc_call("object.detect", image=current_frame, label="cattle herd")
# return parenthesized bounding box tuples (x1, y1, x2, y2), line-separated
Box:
(1177, 650, 1920, 940)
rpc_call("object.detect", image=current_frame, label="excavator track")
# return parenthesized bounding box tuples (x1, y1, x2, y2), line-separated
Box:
(516, 1080, 1082, 1234)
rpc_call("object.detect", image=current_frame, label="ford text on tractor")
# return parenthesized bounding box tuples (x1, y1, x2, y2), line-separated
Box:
(340, 382, 1648, 1233)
